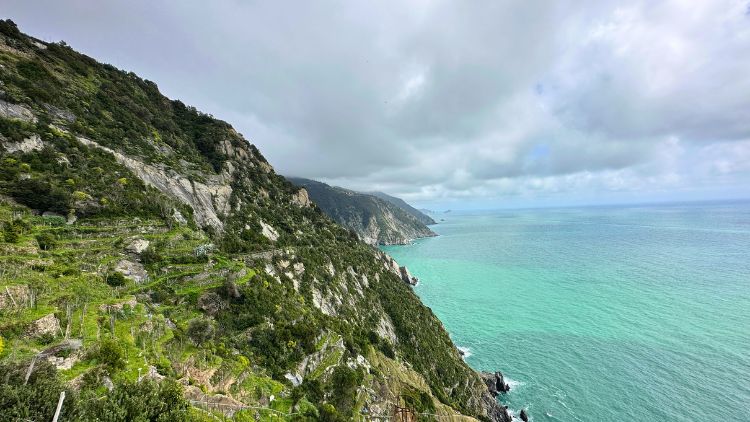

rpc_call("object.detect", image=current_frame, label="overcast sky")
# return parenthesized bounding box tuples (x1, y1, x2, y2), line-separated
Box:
(5, 1, 750, 209)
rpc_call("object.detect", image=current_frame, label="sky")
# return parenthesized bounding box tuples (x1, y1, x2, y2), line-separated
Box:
(4, 1, 750, 209)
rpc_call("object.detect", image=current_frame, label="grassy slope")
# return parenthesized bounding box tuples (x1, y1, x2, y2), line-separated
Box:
(0, 19, 498, 421)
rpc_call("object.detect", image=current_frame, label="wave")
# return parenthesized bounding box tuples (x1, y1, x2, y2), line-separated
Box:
(505, 376, 523, 390)
(457, 346, 472, 359)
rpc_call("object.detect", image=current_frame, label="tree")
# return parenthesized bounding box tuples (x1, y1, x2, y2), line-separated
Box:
(186, 318, 215, 345)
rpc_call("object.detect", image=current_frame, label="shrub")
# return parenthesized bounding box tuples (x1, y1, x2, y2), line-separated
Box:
(105, 272, 127, 287)
(0, 360, 78, 421)
(35, 232, 57, 250)
(140, 247, 162, 265)
(2, 222, 19, 243)
(186, 318, 215, 345)
(92, 338, 126, 370)
(78, 379, 189, 421)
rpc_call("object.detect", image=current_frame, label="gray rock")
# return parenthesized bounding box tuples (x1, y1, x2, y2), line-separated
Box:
(0, 99, 37, 123)
(75, 136, 249, 231)
(126, 238, 150, 254)
(2, 134, 43, 153)
(115, 259, 148, 283)
(103, 376, 114, 391)
(520, 409, 529, 422)
(480, 371, 510, 396)
(26, 313, 60, 338)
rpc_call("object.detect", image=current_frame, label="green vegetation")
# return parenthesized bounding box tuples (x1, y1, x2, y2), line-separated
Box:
(0, 19, 498, 421)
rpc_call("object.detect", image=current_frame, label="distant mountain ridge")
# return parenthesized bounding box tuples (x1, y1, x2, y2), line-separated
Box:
(288, 177, 436, 245)
(369, 191, 436, 225)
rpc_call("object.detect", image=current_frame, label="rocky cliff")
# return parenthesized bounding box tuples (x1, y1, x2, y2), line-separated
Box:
(369, 191, 436, 225)
(288, 177, 436, 245)
(0, 20, 510, 421)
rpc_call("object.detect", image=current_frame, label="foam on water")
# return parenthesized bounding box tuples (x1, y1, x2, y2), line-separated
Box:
(457, 346, 472, 359)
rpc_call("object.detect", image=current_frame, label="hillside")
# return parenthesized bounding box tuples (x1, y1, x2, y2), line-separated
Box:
(0, 19, 510, 421)
(288, 178, 436, 246)
(368, 191, 435, 226)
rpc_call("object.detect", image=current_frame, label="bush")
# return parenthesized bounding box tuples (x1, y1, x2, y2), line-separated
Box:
(35, 232, 57, 250)
(92, 338, 126, 370)
(2, 222, 19, 243)
(140, 247, 162, 265)
(105, 272, 127, 287)
(186, 318, 215, 345)
(0, 360, 78, 421)
(78, 379, 189, 421)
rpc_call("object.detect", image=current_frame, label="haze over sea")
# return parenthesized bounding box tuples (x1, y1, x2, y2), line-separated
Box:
(382, 201, 750, 421)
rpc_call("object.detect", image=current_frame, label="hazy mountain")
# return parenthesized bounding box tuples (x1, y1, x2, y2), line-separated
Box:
(288, 177, 437, 245)
(369, 191, 436, 225)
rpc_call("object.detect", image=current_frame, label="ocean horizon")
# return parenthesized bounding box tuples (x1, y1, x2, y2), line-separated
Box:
(383, 199, 750, 421)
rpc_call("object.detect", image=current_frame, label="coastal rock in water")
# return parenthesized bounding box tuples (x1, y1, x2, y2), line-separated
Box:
(399, 265, 419, 286)
(377, 251, 419, 286)
(481, 371, 510, 396)
(520, 409, 529, 422)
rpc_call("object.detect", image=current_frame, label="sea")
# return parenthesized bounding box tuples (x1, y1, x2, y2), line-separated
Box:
(381, 201, 750, 421)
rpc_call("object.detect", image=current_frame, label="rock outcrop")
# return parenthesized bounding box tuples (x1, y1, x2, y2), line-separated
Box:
(125, 238, 150, 254)
(0, 98, 37, 122)
(115, 259, 148, 283)
(481, 371, 511, 396)
(77, 136, 234, 231)
(0, 284, 31, 310)
(377, 251, 419, 286)
(1, 134, 43, 153)
(26, 313, 60, 338)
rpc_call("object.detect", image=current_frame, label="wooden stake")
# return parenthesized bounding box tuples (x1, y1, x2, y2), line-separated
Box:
(79, 303, 87, 338)
(23, 355, 37, 385)
(52, 391, 65, 422)
(4, 286, 16, 307)
(64, 304, 72, 339)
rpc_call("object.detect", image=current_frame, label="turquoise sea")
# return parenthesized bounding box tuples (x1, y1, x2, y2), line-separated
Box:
(382, 201, 750, 421)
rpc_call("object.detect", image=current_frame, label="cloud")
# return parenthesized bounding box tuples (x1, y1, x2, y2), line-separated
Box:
(4, 0, 750, 207)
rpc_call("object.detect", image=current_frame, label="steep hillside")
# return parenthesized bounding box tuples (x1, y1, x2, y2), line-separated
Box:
(0, 20, 510, 421)
(288, 178, 436, 246)
(369, 191, 436, 226)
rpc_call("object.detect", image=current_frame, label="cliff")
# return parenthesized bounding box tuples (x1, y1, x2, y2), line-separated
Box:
(0, 20, 509, 421)
(369, 191, 436, 225)
(288, 177, 437, 245)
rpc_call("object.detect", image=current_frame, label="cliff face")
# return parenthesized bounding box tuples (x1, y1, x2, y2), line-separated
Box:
(370, 191, 436, 225)
(288, 177, 437, 245)
(0, 20, 509, 421)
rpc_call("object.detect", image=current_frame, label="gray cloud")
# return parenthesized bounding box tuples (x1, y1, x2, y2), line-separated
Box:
(4, 0, 750, 207)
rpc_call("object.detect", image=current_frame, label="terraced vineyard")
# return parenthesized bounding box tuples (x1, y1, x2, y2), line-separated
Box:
(0, 19, 507, 421)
